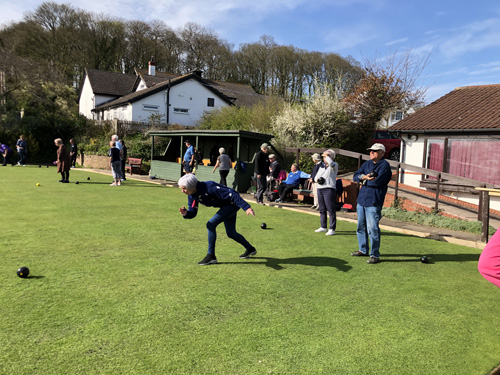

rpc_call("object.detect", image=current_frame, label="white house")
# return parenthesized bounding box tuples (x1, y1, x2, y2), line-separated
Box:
(79, 59, 263, 127)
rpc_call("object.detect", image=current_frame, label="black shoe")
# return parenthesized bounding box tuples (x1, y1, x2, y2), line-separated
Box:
(59, 179, 64, 182)
(367, 256, 381, 264)
(351, 250, 368, 257)
(62, 180, 69, 183)
(198, 254, 218, 265)
(239, 247, 257, 259)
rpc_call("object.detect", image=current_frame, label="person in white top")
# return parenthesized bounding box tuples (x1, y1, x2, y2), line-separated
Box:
(314, 149, 339, 236)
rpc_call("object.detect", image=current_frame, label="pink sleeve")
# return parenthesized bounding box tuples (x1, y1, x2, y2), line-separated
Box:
(478, 229, 500, 288)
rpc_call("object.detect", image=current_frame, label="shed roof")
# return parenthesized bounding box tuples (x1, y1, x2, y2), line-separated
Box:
(389, 84, 500, 133)
(148, 129, 273, 141)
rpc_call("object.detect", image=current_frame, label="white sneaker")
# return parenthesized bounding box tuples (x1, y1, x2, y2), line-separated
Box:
(315, 227, 327, 233)
(326, 229, 335, 236)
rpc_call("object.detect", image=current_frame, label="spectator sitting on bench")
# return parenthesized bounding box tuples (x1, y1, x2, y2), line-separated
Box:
(275, 163, 310, 203)
(267, 154, 281, 191)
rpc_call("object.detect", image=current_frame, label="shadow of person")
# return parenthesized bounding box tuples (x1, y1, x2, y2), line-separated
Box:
(382, 253, 480, 263)
(234, 256, 352, 271)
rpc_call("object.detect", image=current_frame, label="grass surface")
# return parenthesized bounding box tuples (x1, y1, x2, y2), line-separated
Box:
(1, 166, 500, 375)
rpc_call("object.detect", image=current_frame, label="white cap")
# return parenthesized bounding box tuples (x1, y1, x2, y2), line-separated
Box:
(367, 143, 386, 153)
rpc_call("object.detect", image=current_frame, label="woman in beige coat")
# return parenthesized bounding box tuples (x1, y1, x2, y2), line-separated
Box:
(54, 138, 71, 183)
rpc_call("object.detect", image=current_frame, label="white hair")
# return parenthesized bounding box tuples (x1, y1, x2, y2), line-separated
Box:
(178, 174, 198, 190)
(219, 147, 225, 154)
(323, 149, 336, 160)
(111, 134, 119, 141)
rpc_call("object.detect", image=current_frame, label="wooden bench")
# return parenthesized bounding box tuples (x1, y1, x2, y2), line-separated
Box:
(125, 158, 142, 175)
(292, 180, 314, 202)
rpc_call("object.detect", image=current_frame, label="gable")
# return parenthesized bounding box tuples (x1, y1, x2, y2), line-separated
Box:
(390, 84, 500, 132)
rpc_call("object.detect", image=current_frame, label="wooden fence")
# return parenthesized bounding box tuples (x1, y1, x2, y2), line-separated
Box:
(287, 147, 499, 243)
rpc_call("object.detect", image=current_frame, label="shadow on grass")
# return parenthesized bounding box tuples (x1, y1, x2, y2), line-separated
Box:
(72, 181, 164, 188)
(225, 256, 352, 271)
(26, 276, 45, 279)
(382, 253, 480, 263)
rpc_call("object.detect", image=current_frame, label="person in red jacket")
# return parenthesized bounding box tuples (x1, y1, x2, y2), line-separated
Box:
(478, 229, 500, 288)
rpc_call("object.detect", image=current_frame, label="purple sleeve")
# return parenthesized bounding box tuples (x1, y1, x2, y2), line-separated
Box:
(478, 229, 500, 288)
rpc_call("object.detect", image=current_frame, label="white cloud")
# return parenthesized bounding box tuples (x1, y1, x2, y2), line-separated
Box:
(437, 18, 500, 60)
(385, 37, 408, 46)
(324, 24, 379, 52)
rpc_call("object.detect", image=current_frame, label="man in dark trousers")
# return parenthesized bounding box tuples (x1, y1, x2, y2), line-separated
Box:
(254, 143, 270, 205)
(69, 139, 78, 167)
(120, 139, 127, 181)
(350, 143, 392, 264)
(178, 174, 257, 265)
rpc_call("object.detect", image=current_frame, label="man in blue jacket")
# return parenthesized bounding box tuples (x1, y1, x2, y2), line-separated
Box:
(178, 174, 257, 265)
(351, 143, 392, 264)
(275, 163, 311, 203)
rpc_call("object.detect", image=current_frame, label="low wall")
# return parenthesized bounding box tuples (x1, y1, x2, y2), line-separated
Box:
(79, 154, 110, 170)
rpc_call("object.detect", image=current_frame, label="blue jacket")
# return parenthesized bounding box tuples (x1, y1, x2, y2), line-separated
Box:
(353, 158, 392, 207)
(183, 181, 251, 219)
(284, 170, 311, 187)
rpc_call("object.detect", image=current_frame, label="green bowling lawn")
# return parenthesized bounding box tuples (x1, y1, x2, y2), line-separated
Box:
(1, 166, 499, 374)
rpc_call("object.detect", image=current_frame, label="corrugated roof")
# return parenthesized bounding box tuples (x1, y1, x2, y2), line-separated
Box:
(390, 84, 500, 132)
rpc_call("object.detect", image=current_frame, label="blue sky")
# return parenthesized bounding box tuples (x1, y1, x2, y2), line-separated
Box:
(1, 0, 500, 103)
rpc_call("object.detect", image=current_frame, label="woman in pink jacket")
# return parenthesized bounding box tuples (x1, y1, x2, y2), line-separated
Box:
(478, 229, 500, 288)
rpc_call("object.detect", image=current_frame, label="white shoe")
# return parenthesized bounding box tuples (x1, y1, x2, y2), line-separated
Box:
(315, 227, 327, 233)
(326, 229, 335, 236)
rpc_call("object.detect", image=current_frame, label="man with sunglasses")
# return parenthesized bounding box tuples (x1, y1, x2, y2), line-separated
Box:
(351, 143, 392, 264)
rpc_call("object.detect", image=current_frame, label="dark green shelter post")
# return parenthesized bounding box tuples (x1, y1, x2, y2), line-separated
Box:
(148, 130, 273, 193)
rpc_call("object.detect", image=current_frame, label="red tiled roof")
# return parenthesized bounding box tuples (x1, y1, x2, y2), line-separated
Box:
(389, 84, 500, 132)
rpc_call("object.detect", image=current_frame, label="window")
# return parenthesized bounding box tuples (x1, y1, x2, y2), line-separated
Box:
(391, 111, 403, 121)
(207, 98, 215, 107)
(174, 108, 189, 114)
(143, 104, 160, 111)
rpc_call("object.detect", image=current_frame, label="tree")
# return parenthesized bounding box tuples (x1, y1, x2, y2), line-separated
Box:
(271, 82, 350, 149)
(345, 51, 429, 128)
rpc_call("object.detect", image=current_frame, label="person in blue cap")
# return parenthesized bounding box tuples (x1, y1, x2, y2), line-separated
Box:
(178, 174, 257, 265)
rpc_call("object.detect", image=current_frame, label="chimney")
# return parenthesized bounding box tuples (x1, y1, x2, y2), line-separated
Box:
(148, 56, 156, 76)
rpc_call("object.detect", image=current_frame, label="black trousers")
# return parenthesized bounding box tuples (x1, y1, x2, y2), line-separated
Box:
(219, 169, 229, 186)
(255, 174, 267, 203)
(277, 184, 298, 201)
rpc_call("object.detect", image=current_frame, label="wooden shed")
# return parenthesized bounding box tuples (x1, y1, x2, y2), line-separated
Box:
(149, 130, 273, 192)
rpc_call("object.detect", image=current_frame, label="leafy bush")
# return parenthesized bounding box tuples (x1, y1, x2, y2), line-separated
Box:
(382, 207, 496, 235)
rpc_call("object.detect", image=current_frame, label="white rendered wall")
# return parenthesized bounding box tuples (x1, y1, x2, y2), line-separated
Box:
(400, 136, 425, 187)
(78, 76, 95, 118)
(129, 78, 228, 126)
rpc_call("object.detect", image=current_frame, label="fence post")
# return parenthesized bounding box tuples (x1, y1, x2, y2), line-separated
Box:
(434, 173, 441, 212)
(478, 184, 486, 221)
(480, 190, 490, 243)
(394, 163, 400, 202)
